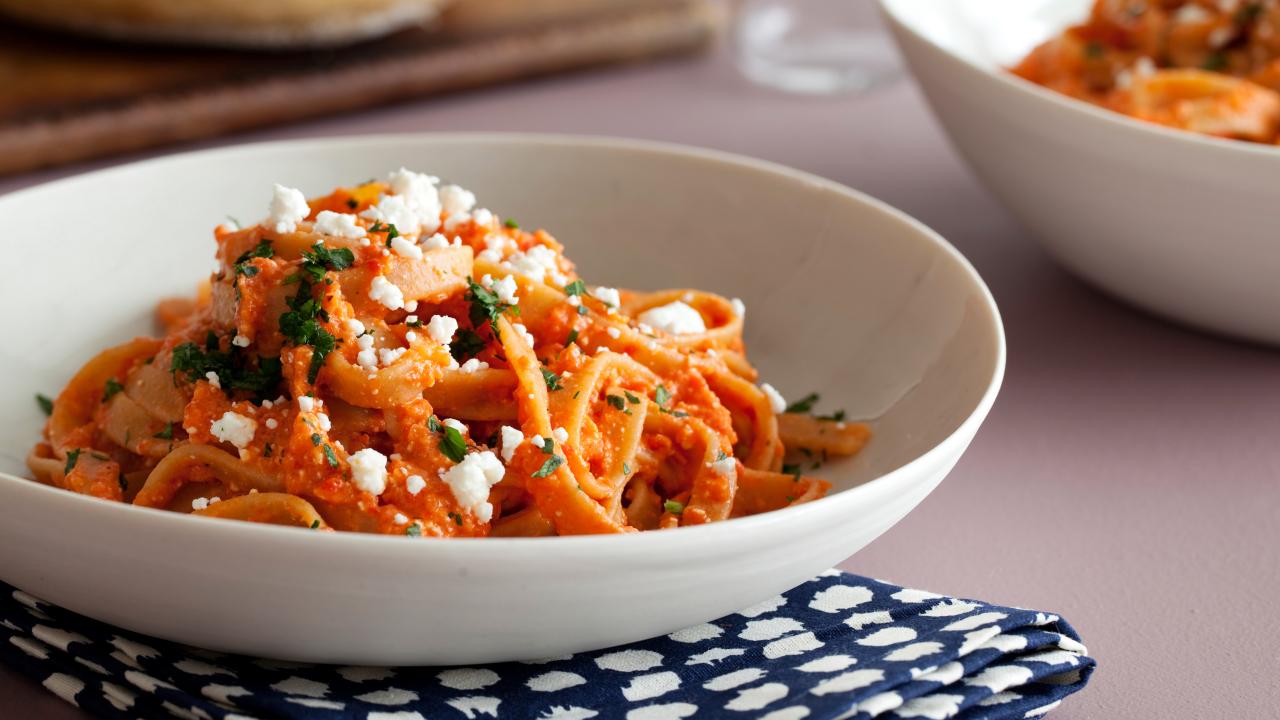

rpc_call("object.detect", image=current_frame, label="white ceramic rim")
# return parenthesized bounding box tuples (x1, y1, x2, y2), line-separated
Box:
(878, 0, 1280, 160)
(0, 132, 1007, 555)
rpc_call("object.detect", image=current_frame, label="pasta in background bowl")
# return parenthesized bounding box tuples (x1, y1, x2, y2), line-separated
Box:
(0, 134, 1003, 664)
(880, 0, 1280, 346)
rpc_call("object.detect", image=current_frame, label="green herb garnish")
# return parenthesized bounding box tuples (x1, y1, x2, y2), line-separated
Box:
(606, 395, 626, 411)
(465, 276, 518, 334)
(405, 524, 422, 537)
(440, 425, 468, 463)
(64, 448, 81, 476)
(427, 415, 442, 432)
(532, 454, 564, 478)
(624, 391, 640, 405)
(785, 393, 820, 414)
(233, 239, 274, 277)
(310, 519, 321, 529)
(565, 329, 579, 346)
(153, 423, 174, 440)
(504, 218, 520, 229)
(448, 512, 463, 526)
(323, 444, 340, 467)
(664, 500, 685, 514)
(563, 280, 586, 296)
(35, 394, 53, 416)
(102, 379, 124, 403)
(541, 367, 563, 391)
(450, 328, 487, 362)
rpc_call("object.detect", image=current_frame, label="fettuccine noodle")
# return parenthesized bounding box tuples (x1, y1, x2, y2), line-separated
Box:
(29, 170, 869, 536)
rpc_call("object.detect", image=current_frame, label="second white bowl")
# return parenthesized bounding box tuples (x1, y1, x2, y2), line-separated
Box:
(882, 0, 1280, 346)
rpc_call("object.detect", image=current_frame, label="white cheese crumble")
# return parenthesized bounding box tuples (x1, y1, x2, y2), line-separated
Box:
(591, 286, 621, 308)
(394, 513, 409, 525)
(731, 297, 746, 317)
(369, 275, 405, 310)
(378, 347, 407, 367)
(356, 333, 378, 371)
(440, 451, 505, 523)
(472, 208, 494, 227)
(439, 184, 477, 215)
(426, 315, 459, 345)
(297, 396, 317, 412)
(348, 448, 389, 496)
(443, 418, 468, 435)
(490, 275, 518, 304)
(530, 435, 546, 449)
(231, 334, 251, 348)
(477, 234, 515, 264)
(405, 300, 419, 312)
(553, 426, 569, 444)
(422, 233, 450, 250)
(710, 454, 738, 481)
(205, 371, 221, 389)
(268, 184, 310, 234)
(606, 327, 621, 339)
(191, 497, 210, 510)
(502, 245, 566, 286)
(361, 194, 421, 235)
(210, 411, 256, 449)
(345, 318, 366, 337)
(313, 210, 365, 238)
(386, 167, 443, 234)
(499, 426, 524, 463)
(390, 235, 424, 260)
(316, 413, 332, 432)
(761, 383, 787, 414)
(264, 418, 278, 430)
(405, 474, 426, 495)
(511, 322, 537, 349)
(637, 301, 706, 335)
(459, 358, 489, 374)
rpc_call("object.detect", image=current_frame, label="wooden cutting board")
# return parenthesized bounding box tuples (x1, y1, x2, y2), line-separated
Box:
(0, 0, 720, 176)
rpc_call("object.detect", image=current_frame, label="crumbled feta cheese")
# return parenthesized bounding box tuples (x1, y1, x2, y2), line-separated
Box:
(477, 233, 515, 264)
(394, 513, 409, 525)
(440, 451, 505, 523)
(426, 315, 459, 345)
(591, 286, 621, 308)
(439, 184, 477, 215)
(710, 454, 738, 481)
(1175, 3, 1212, 23)
(268, 184, 310, 234)
(356, 332, 378, 370)
(472, 208, 494, 227)
(405, 300, 418, 312)
(637, 301, 706, 335)
(499, 426, 524, 463)
(405, 331, 417, 343)
(566, 294, 581, 308)
(314, 210, 365, 238)
(262, 399, 274, 409)
(369, 275, 405, 310)
(502, 245, 565, 285)
(491, 275, 518, 304)
(606, 327, 621, 339)
(210, 411, 256, 449)
(443, 418, 468, 436)
(345, 318, 366, 337)
(760, 383, 787, 414)
(595, 346, 610, 354)
(405, 474, 426, 495)
(191, 497, 210, 510)
(731, 298, 746, 317)
(316, 413, 331, 432)
(378, 347, 407, 366)
(232, 334, 251, 348)
(385, 167, 443, 233)
(553, 427, 569, 444)
(348, 448, 389, 495)
(297, 396, 316, 412)
(422, 233, 450, 250)
(530, 435, 546, 449)
(265, 418, 278, 430)
(205, 371, 221, 389)
(390, 235, 424, 260)
(511, 322, 536, 349)
(442, 213, 470, 233)
(361, 194, 421, 235)
(459, 358, 489, 374)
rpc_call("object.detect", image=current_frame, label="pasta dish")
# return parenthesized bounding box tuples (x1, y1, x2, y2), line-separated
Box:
(1014, 1, 1280, 144)
(28, 170, 868, 537)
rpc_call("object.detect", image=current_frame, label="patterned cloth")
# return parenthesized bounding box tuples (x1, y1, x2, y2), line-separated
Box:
(0, 572, 1093, 720)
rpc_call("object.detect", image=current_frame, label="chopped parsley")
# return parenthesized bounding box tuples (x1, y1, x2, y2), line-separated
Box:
(323, 444, 340, 467)
(310, 433, 322, 446)
(532, 454, 564, 478)
(154, 423, 174, 440)
(1203, 52, 1228, 72)
(606, 395, 627, 411)
(785, 393, 820, 414)
(102, 379, 124, 403)
(440, 425, 468, 463)
(624, 391, 640, 405)
(310, 519, 321, 529)
(35, 394, 53, 416)
(504, 218, 520, 229)
(541, 367, 563, 391)
(448, 512, 463, 526)
(405, 524, 422, 537)
(263, 443, 274, 458)
(170, 339, 283, 399)
(622, 462, 631, 475)
(345, 198, 359, 209)
(664, 500, 685, 514)
(782, 463, 802, 480)
(818, 409, 847, 422)
(369, 221, 400, 247)
(233, 239, 274, 277)
(565, 328, 579, 346)
(63, 448, 81, 476)
(563, 280, 586, 296)
(450, 328, 487, 362)
(465, 276, 519, 334)
(279, 244, 350, 384)
(427, 415, 442, 432)
(118, 473, 128, 492)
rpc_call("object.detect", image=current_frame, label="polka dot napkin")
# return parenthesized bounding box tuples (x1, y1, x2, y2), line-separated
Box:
(0, 571, 1093, 719)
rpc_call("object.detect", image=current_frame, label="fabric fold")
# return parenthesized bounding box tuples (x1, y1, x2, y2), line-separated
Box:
(0, 572, 1093, 719)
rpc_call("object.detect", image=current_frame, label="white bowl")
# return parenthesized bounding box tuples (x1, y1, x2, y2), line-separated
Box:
(0, 134, 1003, 665)
(880, 0, 1280, 346)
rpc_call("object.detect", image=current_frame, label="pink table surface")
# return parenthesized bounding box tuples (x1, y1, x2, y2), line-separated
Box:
(2, 33, 1278, 720)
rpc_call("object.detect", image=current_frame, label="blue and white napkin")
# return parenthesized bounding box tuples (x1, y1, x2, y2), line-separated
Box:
(0, 571, 1093, 719)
